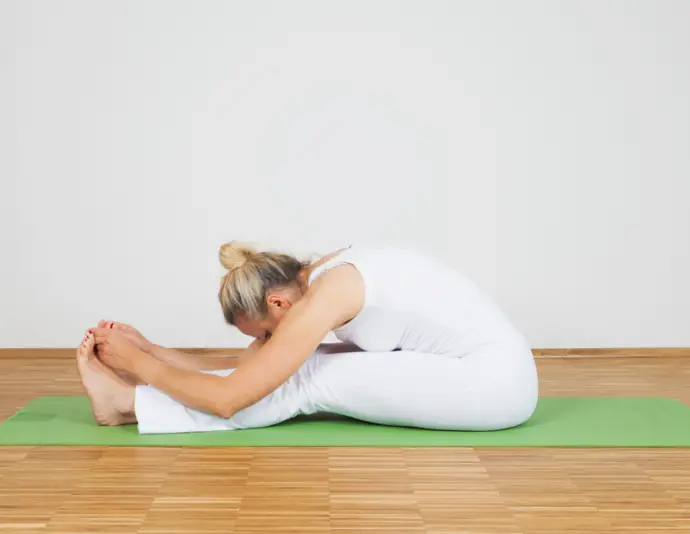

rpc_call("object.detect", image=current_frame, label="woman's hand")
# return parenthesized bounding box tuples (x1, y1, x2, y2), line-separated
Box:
(98, 320, 153, 353)
(92, 328, 147, 377)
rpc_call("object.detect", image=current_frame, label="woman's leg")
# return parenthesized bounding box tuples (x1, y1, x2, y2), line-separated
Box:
(78, 334, 537, 433)
(134, 342, 363, 434)
(77, 331, 314, 433)
(134, 366, 308, 434)
(305, 349, 538, 431)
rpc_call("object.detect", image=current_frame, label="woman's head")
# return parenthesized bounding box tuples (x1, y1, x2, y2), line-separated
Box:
(218, 242, 306, 339)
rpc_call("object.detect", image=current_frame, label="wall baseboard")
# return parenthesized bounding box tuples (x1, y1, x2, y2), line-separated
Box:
(0, 348, 688, 359)
(0, 348, 244, 359)
(531, 348, 690, 358)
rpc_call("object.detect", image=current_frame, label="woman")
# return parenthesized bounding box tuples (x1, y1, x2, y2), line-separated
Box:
(87, 243, 538, 433)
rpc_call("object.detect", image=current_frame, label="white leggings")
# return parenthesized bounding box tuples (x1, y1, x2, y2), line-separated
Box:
(135, 343, 539, 434)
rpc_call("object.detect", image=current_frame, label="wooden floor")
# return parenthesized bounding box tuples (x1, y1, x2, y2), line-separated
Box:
(1, 355, 689, 533)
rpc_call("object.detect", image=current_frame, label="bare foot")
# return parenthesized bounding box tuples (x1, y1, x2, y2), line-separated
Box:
(76, 331, 137, 426)
(94, 321, 146, 385)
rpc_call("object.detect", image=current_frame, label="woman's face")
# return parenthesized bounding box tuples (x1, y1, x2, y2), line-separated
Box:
(234, 308, 283, 341)
(234, 288, 302, 341)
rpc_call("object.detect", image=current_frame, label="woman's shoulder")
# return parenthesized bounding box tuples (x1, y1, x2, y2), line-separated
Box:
(306, 244, 414, 295)
(302, 247, 367, 327)
(307, 245, 417, 282)
(306, 245, 357, 286)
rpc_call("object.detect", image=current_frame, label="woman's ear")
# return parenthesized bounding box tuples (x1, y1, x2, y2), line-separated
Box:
(267, 294, 292, 309)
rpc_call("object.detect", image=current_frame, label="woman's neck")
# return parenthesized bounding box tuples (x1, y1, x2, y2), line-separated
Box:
(298, 246, 351, 293)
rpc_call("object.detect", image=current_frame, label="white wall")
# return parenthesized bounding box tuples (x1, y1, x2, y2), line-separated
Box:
(1, 0, 688, 349)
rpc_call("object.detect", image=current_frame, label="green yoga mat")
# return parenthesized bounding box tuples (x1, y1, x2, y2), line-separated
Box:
(1, 396, 689, 447)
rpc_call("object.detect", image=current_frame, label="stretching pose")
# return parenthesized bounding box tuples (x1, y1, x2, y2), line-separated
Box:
(80, 245, 538, 433)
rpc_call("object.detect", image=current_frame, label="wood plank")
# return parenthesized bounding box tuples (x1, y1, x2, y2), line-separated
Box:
(0, 348, 245, 359)
(533, 347, 690, 358)
(2, 347, 688, 358)
(1, 356, 690, 532)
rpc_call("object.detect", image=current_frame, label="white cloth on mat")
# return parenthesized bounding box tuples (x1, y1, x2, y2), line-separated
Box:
(135, 343, 538, 435)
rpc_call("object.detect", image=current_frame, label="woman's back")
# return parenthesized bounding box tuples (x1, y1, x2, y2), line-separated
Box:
(308, 246, 529, 358)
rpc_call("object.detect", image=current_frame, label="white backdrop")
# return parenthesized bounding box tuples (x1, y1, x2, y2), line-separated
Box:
(1, 1, 688, 349)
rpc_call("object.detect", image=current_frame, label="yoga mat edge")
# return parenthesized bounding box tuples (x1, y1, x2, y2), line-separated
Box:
(1, 396, 689, 447)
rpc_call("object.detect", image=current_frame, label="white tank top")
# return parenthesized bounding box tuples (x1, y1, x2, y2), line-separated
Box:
(308, 246, 529, 358)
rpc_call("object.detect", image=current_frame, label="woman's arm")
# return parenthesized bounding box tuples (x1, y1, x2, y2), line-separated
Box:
(133, 265, 364, 418)
(103, 321, 246, 372)
(147, 339, 263, 371)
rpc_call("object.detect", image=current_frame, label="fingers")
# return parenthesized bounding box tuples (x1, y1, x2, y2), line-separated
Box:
(90, 328, 112, 344)
(86, 321, 128, 353)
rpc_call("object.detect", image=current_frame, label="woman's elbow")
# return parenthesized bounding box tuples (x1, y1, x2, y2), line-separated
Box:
(213, 391, 262, 419)
(212, 400, 237, 419)
(210, 390, 240, 419)
(209, 376, 241, 419)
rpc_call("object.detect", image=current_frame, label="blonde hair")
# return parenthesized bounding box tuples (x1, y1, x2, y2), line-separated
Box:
(218, 241, 306, 324)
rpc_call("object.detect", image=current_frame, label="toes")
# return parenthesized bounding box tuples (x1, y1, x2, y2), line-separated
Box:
(98, 320, 107, 328)
(94, 414, 117, 426)
(77, 333, 89, 360)
(85, 331, 96, 353)
(78, 331, 96, 360)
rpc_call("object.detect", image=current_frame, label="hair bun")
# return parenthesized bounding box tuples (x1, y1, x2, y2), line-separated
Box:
(219, 241, 256, 271)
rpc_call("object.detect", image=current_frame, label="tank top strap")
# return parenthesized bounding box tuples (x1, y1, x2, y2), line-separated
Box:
(307, 246, 374, 306)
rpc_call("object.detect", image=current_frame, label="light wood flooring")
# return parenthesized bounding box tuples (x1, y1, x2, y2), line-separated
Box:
(1, 354, 689, 533)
